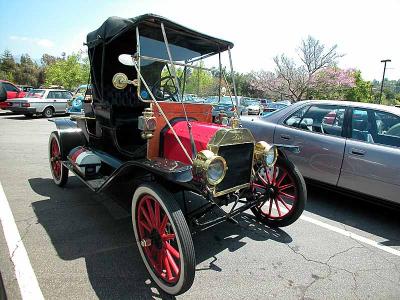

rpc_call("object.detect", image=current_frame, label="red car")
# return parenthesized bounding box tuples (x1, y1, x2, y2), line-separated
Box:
(0, 80, 26, 109)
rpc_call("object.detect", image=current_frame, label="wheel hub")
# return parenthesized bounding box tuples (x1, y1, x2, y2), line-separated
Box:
(150, 228, 163, 250)
(268, 187, 276, 197)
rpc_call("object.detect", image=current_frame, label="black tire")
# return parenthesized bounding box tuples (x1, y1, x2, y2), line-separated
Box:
(49, 131, 68, 187)
(249, 157, 306, 227)
(132, 184, 195, 295)
(43, 106, 54, 118)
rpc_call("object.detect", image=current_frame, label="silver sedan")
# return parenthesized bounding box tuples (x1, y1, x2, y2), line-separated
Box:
(241, 100, 400, 205)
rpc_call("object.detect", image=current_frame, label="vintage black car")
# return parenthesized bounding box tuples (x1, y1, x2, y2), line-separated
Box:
(48, 14, 307, 295)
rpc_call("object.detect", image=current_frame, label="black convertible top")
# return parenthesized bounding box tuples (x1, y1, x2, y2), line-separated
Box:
(86, 13, 234, 54)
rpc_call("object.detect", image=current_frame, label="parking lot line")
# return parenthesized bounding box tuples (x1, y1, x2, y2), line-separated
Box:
(300, 214, 400, 257)
(0, 182, 44, 300)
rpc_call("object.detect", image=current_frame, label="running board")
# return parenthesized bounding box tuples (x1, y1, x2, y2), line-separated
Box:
(62, 161, 107, 192)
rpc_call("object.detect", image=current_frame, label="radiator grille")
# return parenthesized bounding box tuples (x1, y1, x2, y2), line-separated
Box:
(215, 143, 254, 195)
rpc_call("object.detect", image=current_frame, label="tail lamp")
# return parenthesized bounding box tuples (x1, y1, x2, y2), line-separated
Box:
(22, 103, 30, 107)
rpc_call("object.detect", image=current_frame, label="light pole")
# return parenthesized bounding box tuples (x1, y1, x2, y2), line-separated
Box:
(379, 59, 391, 104)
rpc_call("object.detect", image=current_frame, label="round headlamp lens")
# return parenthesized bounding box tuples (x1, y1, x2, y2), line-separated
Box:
(207, 158, 226, 185)
(265, 147, 277, 167)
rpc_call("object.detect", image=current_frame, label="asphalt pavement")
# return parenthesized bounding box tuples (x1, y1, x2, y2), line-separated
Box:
(0, 112, 399, 300)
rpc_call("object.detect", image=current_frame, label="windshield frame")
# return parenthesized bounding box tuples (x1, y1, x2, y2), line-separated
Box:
(136, 23, 228, 104)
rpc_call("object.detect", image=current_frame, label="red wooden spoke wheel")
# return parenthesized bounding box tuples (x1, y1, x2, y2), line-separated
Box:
(132, 184, 195, 296)
(48, 131, 68, 186)
(249, 157, 306, 227)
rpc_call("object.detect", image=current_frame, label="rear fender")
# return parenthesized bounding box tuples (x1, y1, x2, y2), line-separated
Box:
(50, 118, 87, 159)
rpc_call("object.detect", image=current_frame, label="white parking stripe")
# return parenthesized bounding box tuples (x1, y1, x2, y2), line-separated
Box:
(0, 182, 44, 299)
(270, 203, 400, 257)
(300, 214, 400, 257)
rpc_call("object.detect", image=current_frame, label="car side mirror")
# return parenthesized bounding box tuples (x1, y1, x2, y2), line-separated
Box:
(0, 83, 7, 101)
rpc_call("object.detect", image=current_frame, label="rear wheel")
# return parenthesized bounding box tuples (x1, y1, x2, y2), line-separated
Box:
(43, 106, 54, 118)
(49, 131, 68, 186)
(132, 184, 195, 295)
(249, 157, 306, 227)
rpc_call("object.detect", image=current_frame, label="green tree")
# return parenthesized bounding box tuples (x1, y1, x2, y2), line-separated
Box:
(0, 50, 17, 82)
(14, 54, 41, 86)
(184, 63, 216, 96)
(45, 53, 89, 90)
(344, 71, 372, 102)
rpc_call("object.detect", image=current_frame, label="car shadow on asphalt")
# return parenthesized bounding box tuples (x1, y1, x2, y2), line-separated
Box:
(306, 184, 400, 247)
(28, 177, 292, 299)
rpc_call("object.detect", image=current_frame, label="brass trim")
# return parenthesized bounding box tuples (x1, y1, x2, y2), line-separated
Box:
(207, 127, 255, 154)
(112, 73, 129, 89)
(213, 183, 250, 197)
(193, 150, 228, 186)
(206, 127, 255, 197)
(254, 141, 278, 167)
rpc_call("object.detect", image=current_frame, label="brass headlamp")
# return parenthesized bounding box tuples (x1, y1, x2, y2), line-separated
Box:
(138, 108, 157, 139)
(193, 150, 227, 186)
(254, 141, 278, 167)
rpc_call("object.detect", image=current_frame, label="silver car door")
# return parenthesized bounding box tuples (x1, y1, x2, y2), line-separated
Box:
(53, 91, 66, 112)
(45, 91, 57, 112)
(338, 108, 400, 204)
(274, 104, 347, 186)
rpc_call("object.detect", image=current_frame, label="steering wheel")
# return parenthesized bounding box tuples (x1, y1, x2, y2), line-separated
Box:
(151, 76, 180, 101)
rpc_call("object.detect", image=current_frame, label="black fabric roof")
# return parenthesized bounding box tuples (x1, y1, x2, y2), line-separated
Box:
(86, 13, 234, 54)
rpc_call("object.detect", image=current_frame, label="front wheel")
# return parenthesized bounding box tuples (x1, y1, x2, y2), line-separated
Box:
(49, 131, 68, 186)
(249, 157, 306, 227)
(132, 184, 195, 295)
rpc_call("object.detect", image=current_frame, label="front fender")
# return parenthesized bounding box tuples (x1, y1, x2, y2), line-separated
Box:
(98, 157, 193, 193)
(49, 118, 86, 159)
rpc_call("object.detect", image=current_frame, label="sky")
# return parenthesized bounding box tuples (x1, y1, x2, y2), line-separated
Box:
(0, 0, 399, 81)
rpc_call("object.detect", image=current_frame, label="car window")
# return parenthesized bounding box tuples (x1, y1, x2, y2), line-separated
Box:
(62, 91, 72, 99)
(349, 109, 400, 147)
(284, 105, 310, 127)
(286, 105, 345, 137)
(47, 91, 56, 98)
(27, 89, 45, 98)
(3, 83, 18, 92)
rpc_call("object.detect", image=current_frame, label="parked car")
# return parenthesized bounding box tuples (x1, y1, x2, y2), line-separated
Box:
(262, 101, 290, 115)
(6, 88, 73, 117)
(46, 13, 306, 296)
(207, 96, 248, 117)
(241, 98, 263, 115)
(0, 80, 26, 109)
(242, 100, 400, 205)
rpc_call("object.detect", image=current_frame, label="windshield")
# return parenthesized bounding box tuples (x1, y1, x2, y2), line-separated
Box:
(27, 89, 45, 98)
(137, 26, 231, 102)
